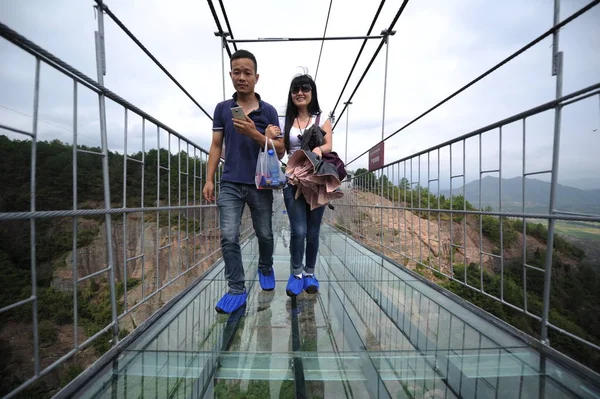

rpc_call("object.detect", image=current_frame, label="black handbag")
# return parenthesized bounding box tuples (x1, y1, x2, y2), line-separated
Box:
(285, 113, 348, 182)
(307, 114, 347, 181)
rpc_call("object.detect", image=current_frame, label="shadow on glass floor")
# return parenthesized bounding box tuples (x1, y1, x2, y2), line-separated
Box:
(57, 214, 600, 399)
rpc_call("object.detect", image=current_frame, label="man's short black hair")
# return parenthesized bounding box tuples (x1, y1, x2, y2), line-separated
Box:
(230, 49, 257, 72)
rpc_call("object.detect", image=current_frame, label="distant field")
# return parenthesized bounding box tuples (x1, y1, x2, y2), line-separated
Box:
(554, 221, 600, 241)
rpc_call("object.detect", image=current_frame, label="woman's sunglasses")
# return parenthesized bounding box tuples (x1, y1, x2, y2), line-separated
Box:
(291, 83, 312, 94)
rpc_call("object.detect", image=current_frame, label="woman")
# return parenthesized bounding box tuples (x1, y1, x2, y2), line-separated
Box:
(276, 74, 333, 297)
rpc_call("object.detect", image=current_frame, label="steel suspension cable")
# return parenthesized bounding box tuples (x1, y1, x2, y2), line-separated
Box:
(218, 0, 238, 53)
(329, 0, 387, 118)
(332, 0, 410, 131)
(94, 0, 213, 119)
(314, 0, 334, 82)
(207, 0, 233, 58)
(345, 0, 600, 167)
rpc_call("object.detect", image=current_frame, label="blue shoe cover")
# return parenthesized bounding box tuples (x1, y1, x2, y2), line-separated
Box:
(215, 291, 247, 314)
(258, 268, 275, 291)
(286, 275, 303, 297)
(303, 274, 319, 294)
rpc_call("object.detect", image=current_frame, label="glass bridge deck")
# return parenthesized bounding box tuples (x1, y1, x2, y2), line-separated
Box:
(58, 213, 600, 399)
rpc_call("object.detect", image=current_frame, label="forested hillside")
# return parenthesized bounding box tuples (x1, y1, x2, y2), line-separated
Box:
(345, 168, 600, 372)
(0, 137, 598, 397)
(0, 135, 218, 397)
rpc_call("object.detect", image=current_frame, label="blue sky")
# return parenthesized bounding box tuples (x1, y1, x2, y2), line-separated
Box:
(1, 0, 599, 190)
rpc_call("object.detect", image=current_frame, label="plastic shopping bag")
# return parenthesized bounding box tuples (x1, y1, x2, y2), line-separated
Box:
(255, 137, 286, 190)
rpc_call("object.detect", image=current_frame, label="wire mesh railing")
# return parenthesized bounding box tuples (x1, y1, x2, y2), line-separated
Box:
(1, 0, 599, 397)
(329, 81, 600, 354)
(327, 0, 600, 378)
(0, 19, 253, 399)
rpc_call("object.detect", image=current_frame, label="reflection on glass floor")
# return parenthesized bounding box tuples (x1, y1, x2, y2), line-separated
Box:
(62, 213, 600, 399)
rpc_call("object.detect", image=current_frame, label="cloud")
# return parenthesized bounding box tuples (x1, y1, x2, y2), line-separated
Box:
(1, 0, 598, 191)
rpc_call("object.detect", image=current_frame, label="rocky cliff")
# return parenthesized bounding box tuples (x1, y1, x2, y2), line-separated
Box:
(50, 211, 221, 331)
(332, 190, 571, 279)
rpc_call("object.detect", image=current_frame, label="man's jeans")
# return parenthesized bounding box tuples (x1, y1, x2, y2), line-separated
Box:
(283, 184, 326, 275)
(217, 181, 274, 294)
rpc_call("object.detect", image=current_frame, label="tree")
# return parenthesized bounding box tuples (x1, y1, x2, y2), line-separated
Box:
(399, 177, 410, 190)
(354, 168, 377, 192)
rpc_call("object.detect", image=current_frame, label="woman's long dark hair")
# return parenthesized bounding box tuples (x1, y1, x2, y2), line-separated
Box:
(284, 74, 322, 153)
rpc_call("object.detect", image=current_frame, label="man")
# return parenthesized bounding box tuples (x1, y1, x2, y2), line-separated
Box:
(203, 49, 285, 314)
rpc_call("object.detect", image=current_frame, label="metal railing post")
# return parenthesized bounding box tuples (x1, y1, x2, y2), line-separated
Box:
(94, 2, 120, 344)
(72, 80, 80, 350)
(214, 31, 230, 101)
(30, 57, 41, 378)
(344, 101, 352, 166)
(379, 29, 394, 251)
(540, 0, 563, 346)
(377, 29, 394, 334)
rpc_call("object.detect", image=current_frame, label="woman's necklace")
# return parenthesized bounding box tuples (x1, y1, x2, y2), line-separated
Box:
(295, 115, 312, 142)
(296, 115, 311, 132)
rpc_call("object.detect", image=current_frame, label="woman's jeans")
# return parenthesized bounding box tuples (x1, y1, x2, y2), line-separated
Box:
(217, 181, 274, 294)
(283, 184, 326, 275)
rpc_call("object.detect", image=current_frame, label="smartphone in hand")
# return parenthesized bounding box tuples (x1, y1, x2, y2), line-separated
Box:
(231, 106, 246, 120)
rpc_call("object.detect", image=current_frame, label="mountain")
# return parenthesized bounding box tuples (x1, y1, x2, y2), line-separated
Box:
(440, 176, 600, 214)
(560, 177, 600, 190)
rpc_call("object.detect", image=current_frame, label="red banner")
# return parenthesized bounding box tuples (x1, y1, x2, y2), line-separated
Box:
(368, 142, 385, 171)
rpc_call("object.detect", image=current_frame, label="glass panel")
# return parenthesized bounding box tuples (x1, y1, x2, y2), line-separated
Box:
(66, 219, 600, 399)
